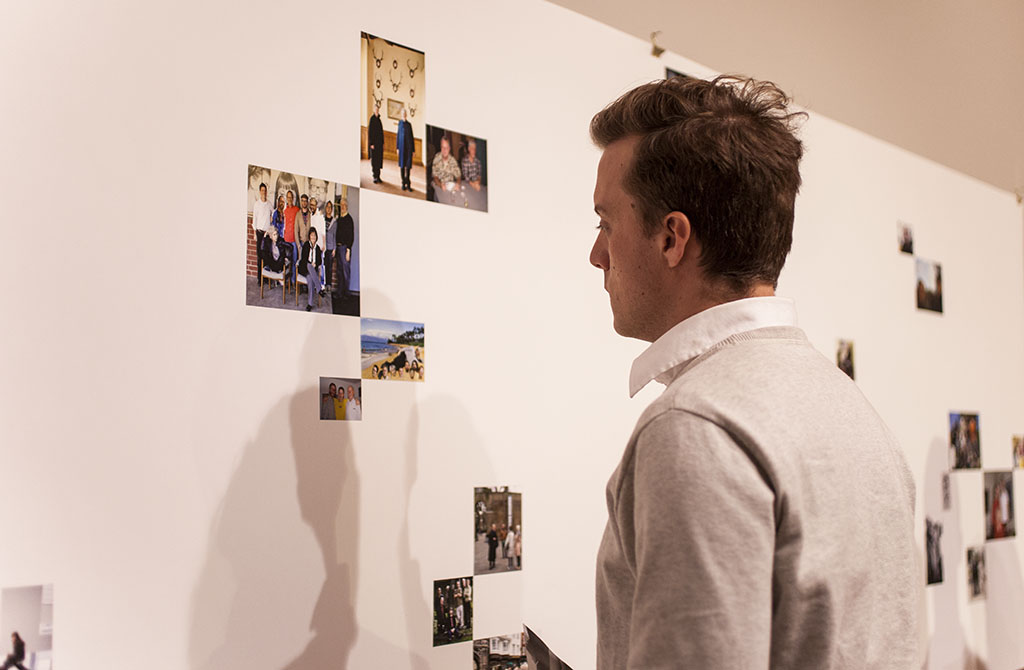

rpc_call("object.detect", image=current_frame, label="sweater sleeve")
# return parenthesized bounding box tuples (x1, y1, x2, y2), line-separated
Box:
(625, 409, 775, 669)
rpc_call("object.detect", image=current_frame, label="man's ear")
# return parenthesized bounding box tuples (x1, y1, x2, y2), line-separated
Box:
(661, 211, 691, 268)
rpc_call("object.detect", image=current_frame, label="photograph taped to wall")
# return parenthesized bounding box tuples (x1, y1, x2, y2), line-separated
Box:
(925, 518, 943, 584)
(984, 471, 1015, 540)
(474, 633, 526, 670)
(1, 583, 53, 670)
(949, 412, 981, 470)
(915, 257, 943, 313)
(897, 221, 913, 254)
(941, 472, 951, 510)
(433, 576, 472, 647)
(361, 318, 424, 382)
(318, 377, 362, 421)
(665, 67, 690, 79)
(1013, 435, 1024, 468)
(246, 165, 361, 316)
(836, 339, 854, 380)
(966, 546, 986, 600)
(474, 487, 522, 575)
(360, 32, 425, 199)
(426, 124, 488, 212)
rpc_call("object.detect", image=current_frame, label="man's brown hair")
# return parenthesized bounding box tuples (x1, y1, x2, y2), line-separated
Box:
(590, 75, 806, 291)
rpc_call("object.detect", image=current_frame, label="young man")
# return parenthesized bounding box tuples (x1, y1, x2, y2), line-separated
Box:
(589, 76, 917, 669)
(251, 182, 273, 283)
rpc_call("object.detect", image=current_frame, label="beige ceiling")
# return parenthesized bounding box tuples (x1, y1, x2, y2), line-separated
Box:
(550, 0, 1024, 197)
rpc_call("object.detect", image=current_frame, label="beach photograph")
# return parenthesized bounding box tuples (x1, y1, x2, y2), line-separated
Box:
(361, 318, 425, 382)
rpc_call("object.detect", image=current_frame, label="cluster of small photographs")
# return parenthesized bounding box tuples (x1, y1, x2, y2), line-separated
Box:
(966, 546, 986, 601)
(361, 318, 425, 382)
(1, 584, 53, 670)
(433, 577, 473, 647)
(836, 340, 854, 380)
(474, 487, 523, 575)
(246, 165, 361, 316)
(925, 517, 943, 585)
(984, 471, 1015, 540)
(318, 377, 362, 421)
(949, 412, 980, 469)
(474, 633, 526, 670)
(360, 33, 488, 212)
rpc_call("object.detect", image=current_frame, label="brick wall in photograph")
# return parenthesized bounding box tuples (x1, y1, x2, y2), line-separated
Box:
(246, 213, 257, 278)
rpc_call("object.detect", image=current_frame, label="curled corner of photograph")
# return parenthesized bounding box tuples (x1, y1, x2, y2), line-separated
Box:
(524, 625, 573, 670)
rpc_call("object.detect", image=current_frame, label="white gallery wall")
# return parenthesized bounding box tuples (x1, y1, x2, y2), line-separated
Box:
(1, 1, 1022, 669)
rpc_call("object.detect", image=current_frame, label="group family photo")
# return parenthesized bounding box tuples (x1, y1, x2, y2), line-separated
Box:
(433, 577, 472, 647)
(360, 318, 425, 382)
(245, 165, 361, 316)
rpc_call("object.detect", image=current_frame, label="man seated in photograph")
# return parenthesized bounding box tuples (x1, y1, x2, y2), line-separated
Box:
(431, 135, 461, 201)
(461, 138, 482, 191)
(298, 226, 323, 312)
(588, 75, 917, 669)
(259, 226, 288, 277)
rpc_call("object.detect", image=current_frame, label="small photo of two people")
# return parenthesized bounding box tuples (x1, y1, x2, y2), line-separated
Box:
(246, 165, 361, 316)
(318, 377, 362, 421)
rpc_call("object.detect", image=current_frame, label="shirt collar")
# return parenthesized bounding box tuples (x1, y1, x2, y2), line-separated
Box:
(628, 296, 798, 397)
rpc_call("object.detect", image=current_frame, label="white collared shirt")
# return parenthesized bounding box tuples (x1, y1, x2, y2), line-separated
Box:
(629, 296, 798, 397)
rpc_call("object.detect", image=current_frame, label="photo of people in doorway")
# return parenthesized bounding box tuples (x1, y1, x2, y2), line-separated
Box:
(0, 583, 53, 670)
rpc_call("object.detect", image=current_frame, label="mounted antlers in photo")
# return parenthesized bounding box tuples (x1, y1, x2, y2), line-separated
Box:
(407, 59, 420, 78)
(409, 83, 416, 99)
(389, 68, 403, 92)
(372, 90, 383, 109)
(407, 102, 417, 117)
(372, 46, 384, 68)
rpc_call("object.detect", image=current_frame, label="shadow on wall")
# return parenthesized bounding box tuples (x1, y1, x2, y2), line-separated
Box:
(922, 437, 986, 670)
(187, 297, 431, 669)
